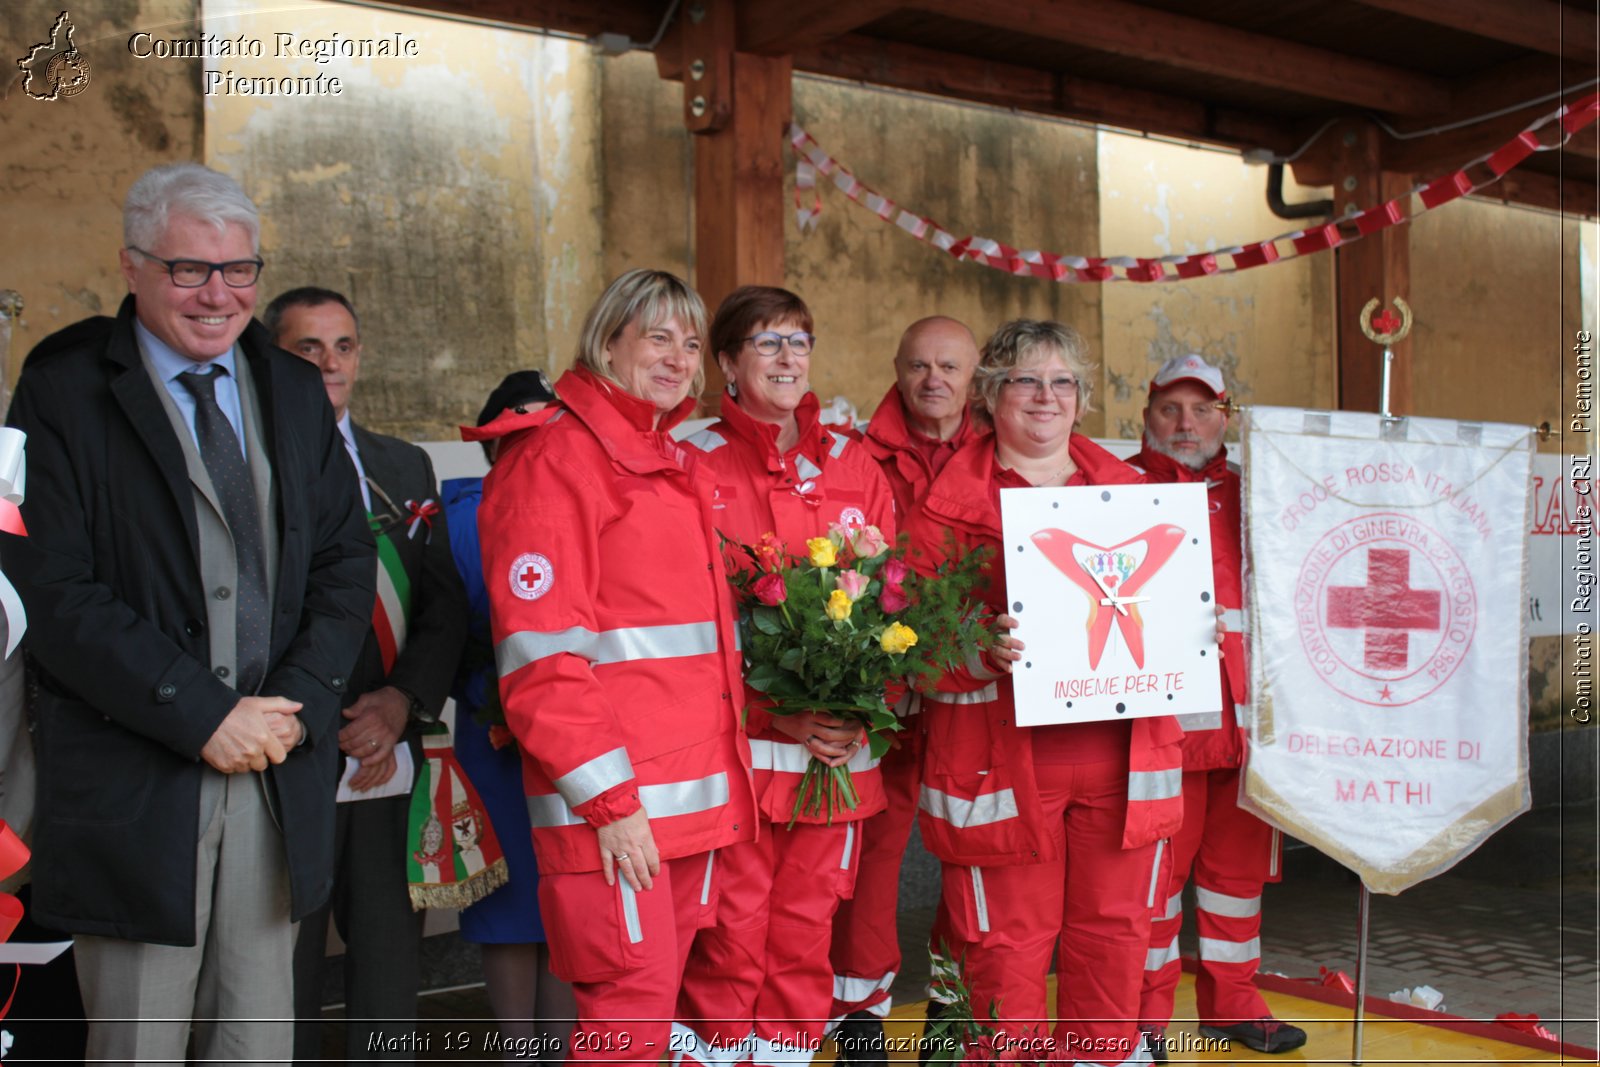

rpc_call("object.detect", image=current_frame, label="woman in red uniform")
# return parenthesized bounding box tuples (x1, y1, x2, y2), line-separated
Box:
(476, 269, 757, 1061)
(676, 286, 897, 1067)
(908, 319, 1184, 1066)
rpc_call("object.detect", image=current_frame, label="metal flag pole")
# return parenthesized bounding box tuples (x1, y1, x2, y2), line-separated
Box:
(1350, 296, 1412, 1066)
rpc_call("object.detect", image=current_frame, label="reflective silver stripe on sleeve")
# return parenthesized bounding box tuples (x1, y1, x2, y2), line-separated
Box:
(685, 428, 728, 452)
(929, 682, 999, 706)
(526, 770, 730, 828)
(639, 770, 729, 818)
(970, 866, 990, 933)
(1146, 838, 1166, 909)
(918, 784, 1018, 828)
(749, 738, 879, 774)
(963, 647, 1002, 681)
(795, 454, 823, 481)
(1220, 608, 1247, 633)
(1177, 711, 1223, 732)
(553, 746, 634, 808)
(841, 823, 855, 871)
(1128, 767, 1183, 803)
(496, 621, 720, 675)
(619, 880, 643, 944)
(1144, 936, 1180, 972)
(1198, 935, 1261, 964)
(701, 850, 716, 906)
(1196, 886, 1261, 919)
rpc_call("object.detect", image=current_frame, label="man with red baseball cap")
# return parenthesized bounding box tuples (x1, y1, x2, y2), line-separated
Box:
(1134, 354, 1307, 1061)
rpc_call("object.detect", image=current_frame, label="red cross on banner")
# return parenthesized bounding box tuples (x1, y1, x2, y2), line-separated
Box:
(1325, 548, 1442, 670)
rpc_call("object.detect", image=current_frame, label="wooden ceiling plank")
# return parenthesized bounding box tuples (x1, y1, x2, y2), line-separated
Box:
(1473, 169, 1599, 216)
(1357, 0, 1597, 63)
(374, 0, 661, 43)
(793, 34, 1298, 154)
(914, 0, 1451, 116)
(736, 0, 906, 54)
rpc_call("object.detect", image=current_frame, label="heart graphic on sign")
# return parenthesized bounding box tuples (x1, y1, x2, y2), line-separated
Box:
(1033, 525, 1185, 668)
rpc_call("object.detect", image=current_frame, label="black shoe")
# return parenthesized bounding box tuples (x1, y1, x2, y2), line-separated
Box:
(835, 1011, 887, 1067)
(1200, 1017, 1308, 1054)
(1141, 1027, 1169, 1064)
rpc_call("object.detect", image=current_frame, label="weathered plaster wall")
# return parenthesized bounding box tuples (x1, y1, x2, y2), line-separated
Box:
(1097, 133, 1337, 443)
(202, 0, 603, 441)
(790, 80, 1104, 433)
(598, 61, 1104, 429)
(1, 0, 203, 388)
(1409, 197, 1576, 439)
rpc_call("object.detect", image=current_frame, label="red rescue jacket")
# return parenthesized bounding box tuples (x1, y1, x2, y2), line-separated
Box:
(860, 384, 988, 522)
(908, 434, 1185, 865)
(475, 367, 757, 874)
(681, 392, 897, 825)
(1132, 444, 1246, 771)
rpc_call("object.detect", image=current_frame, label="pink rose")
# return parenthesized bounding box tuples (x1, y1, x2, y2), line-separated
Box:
(753, 572, 787, 606)
(881, 557, 910, 586)
(879, 583, 910, 614)
(849, 524, 889, 559)
(836, 569, 870, 601)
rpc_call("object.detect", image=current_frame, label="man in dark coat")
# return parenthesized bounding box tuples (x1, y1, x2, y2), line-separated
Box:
(1, 163, 374, 1063)
(266, 287, 468, 1061)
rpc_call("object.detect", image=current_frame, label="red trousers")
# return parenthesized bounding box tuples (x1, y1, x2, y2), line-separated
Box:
(828, 726, 924, 1018)
(678, 820, 862, 1066)
(1138, 767, 1276, 1028)
(539, 853, 719, 1062)
(939, 758, 1163, 1067)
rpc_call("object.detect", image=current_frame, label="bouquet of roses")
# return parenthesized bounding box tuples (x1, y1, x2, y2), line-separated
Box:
(725, 522, 990, 824)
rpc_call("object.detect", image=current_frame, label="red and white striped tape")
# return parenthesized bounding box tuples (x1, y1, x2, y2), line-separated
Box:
(791, 93, 1599, 284)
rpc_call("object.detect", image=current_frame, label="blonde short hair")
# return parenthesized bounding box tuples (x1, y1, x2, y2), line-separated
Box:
(574, 269, 709, 397)
(973, 319, 1095, 424)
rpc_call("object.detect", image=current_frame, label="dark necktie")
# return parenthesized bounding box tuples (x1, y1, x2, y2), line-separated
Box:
(178, 369, 269, 694)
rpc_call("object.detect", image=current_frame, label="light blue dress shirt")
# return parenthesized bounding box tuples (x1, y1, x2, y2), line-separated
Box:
(135, 318, 248, 461)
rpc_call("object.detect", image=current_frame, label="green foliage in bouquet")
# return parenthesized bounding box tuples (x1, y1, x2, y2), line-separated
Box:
(724, 522, 991, 823)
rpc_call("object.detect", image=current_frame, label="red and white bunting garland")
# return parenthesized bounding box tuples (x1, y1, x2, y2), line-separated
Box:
(791, 92, 1599, 284)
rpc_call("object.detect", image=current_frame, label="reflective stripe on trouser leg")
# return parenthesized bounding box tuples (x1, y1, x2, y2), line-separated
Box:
(1137, 769, 1209, 1028)
(677, 836, 774, 1057)
(1191, 765, 1274, 1024)
(754, 821, 858, 1064)
(1049, 757, 1160, 1066)
(830, 733, 922, 1018)
(545, 855, 708, 1062)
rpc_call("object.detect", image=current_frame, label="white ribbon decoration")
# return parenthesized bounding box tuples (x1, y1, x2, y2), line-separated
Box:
(0, 428, 27, 657)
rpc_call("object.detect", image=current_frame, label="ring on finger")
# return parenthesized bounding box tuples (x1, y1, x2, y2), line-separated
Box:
(616, 852, 630, 863)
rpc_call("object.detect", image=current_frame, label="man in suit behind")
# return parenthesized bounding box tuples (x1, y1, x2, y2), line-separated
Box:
(1, 163, 375, 1063)
(266, 287, 468, 1061)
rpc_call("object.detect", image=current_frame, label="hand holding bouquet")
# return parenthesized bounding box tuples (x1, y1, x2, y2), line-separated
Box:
(725, 522, 990, 823)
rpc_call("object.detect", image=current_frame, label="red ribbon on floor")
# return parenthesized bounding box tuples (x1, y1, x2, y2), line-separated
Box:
(0, 820, 32, 1030)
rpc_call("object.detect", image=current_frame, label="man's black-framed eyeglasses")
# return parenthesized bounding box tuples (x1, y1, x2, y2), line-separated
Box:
(127, 246, 263, 288)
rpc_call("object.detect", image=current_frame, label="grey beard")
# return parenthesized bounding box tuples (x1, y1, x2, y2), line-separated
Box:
(1143, 431, 1218, 472)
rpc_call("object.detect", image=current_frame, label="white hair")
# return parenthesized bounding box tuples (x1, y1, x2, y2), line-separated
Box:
(123, 163, 260, 253)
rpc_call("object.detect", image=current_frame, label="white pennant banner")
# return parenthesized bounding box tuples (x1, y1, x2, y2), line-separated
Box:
(1242, 407, 1533, 894)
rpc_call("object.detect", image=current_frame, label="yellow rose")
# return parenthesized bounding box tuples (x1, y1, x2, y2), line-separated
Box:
(825, 588, 853, 621)
(807, 537, 837, 568)
(880, 621, 918, 655)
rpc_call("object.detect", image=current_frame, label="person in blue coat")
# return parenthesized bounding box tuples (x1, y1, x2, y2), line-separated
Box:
(446, 370, 574, 1056)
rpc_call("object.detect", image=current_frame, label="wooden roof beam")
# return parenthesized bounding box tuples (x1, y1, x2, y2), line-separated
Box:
(792, 33, 1300, 155)
(1472, 169, 1599, 217)
(914, 0, 1452, 116)
(735, 0, 906, 55)
(1357, 0, 1597, 63)
(374, 0, 660, 43)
